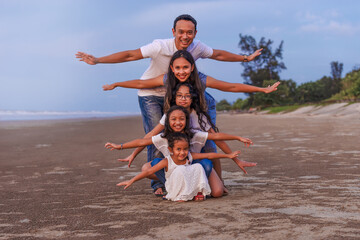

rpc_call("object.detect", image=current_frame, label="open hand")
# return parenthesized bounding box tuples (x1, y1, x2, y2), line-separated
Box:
(103, 84, 115, 91)
(76, 52, 98, 65)
(228, 150, 241, 159)
(118, 155, 135, 168)
(264, 81, 281, 93)
(117, 180, 132, 189)
(239, 137, 253, 147)
(234, 158, 257, 174)
(104, 142, 120, 150)
(248, 48, 263, 61)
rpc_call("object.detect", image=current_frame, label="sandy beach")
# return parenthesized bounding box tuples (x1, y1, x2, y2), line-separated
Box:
(1, 110, 360, 239)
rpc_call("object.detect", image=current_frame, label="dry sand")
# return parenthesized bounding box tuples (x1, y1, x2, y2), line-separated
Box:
(1, 109, 360, 239)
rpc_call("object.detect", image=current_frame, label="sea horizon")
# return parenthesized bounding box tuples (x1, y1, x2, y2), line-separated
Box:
(0, 110, 140, 121)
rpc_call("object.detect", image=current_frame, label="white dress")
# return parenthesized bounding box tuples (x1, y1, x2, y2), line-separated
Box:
(164, 154, 211, 202)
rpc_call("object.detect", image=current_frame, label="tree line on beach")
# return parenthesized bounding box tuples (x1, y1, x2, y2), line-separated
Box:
(216, 35, 360, 112)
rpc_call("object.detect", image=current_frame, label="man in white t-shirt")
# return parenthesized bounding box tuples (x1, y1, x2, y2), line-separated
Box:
(76, 14, 262, 193)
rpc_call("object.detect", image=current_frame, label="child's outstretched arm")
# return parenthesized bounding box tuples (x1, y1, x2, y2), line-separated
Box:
(191, 151, 241, 161)
(117, 124, 165, 167)
(117, 158, 168, 189)
(207, 132, 253, 147)
(105, 138, 153, 151)
(206, 76, 280, 94)
(102, 75, 164, 91)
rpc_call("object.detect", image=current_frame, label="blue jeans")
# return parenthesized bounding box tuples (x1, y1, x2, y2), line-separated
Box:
(204, 91, 217, 153)
(150, 157, 214, 185)
(138, 95, 165, 191)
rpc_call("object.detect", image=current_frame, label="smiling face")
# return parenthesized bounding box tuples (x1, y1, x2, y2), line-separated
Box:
(169, 139, 189, 162)
(175, 85, 192, 111)
(170, 57, 194, 82)
(172, 20, 197, 50)
(168, 109, 186, 132)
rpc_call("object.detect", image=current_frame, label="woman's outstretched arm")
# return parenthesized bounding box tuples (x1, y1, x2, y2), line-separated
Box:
(206, 76, 280, 93)
(210, 49, 262, 62)
(102, 74, 164, 91)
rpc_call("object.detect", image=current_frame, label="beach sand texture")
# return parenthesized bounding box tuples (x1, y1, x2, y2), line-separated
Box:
(1, 112, 360, 239)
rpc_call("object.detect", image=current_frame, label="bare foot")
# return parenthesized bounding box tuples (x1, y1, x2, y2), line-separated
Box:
(154, 187, 164, 197)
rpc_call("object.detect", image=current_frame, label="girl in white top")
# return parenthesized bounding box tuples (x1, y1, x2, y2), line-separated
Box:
(116, 132, 240, 202)
(105, 105, 252, 198)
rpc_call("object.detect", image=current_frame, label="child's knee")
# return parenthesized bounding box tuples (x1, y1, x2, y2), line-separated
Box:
(141, 162, 151, 171)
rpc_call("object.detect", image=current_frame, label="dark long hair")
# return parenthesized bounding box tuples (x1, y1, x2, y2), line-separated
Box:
(171, 82, 218, 132)
(161, 105, 194, 140)
(164, 50, 206, 114)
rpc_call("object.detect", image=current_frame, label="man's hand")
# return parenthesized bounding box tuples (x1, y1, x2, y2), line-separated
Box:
(76, 52, 98, 65)
(248, 48, 263, 61)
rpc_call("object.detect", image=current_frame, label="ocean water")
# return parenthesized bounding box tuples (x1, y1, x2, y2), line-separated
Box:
(0, 110, 140, 121)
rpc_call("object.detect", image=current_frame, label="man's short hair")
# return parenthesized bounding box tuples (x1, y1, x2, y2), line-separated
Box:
(173, 14, 197, 31)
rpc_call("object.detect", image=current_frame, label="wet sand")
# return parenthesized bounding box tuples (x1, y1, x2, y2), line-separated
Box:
(1, 113, 360, 239)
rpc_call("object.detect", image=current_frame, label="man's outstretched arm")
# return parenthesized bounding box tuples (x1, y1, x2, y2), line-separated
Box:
(210, 48, 262, 62)
(76, 49, 143, 65)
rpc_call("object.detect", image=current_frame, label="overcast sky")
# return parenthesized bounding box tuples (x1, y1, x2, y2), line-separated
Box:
(1, 0, 359, 113)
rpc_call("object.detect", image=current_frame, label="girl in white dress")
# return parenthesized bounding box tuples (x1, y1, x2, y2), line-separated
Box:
(117, 132, 240, 202)
(105, 105, 251, 198)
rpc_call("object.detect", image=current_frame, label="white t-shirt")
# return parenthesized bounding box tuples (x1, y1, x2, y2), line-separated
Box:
(151, 131, 208, 157)
(139, 38, 213, 97)
(159, 109, 211, 132)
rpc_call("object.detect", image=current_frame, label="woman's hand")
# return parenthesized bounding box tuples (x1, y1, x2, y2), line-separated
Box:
(103, 84, 116, 91)
(263, 81, 281, 93)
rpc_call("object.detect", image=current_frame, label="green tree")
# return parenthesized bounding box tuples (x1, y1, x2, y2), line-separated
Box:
(238, 34, 286, 87)
(216, 99, 232, 111)
(330, 61, 343, 94)
(294, 76, 334, 103)
(231, 98, 247, 110)
(253, 79, 297, 107)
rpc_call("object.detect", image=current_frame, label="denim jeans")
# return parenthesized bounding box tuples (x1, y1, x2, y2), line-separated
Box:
(204, 91, 217, 153)
(138, 95, 165, 191)
(150, 157, 214, 186)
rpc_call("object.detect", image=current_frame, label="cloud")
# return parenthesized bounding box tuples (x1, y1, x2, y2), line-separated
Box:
(300, 20, 360, 35)
(297, 10, 360, 35)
